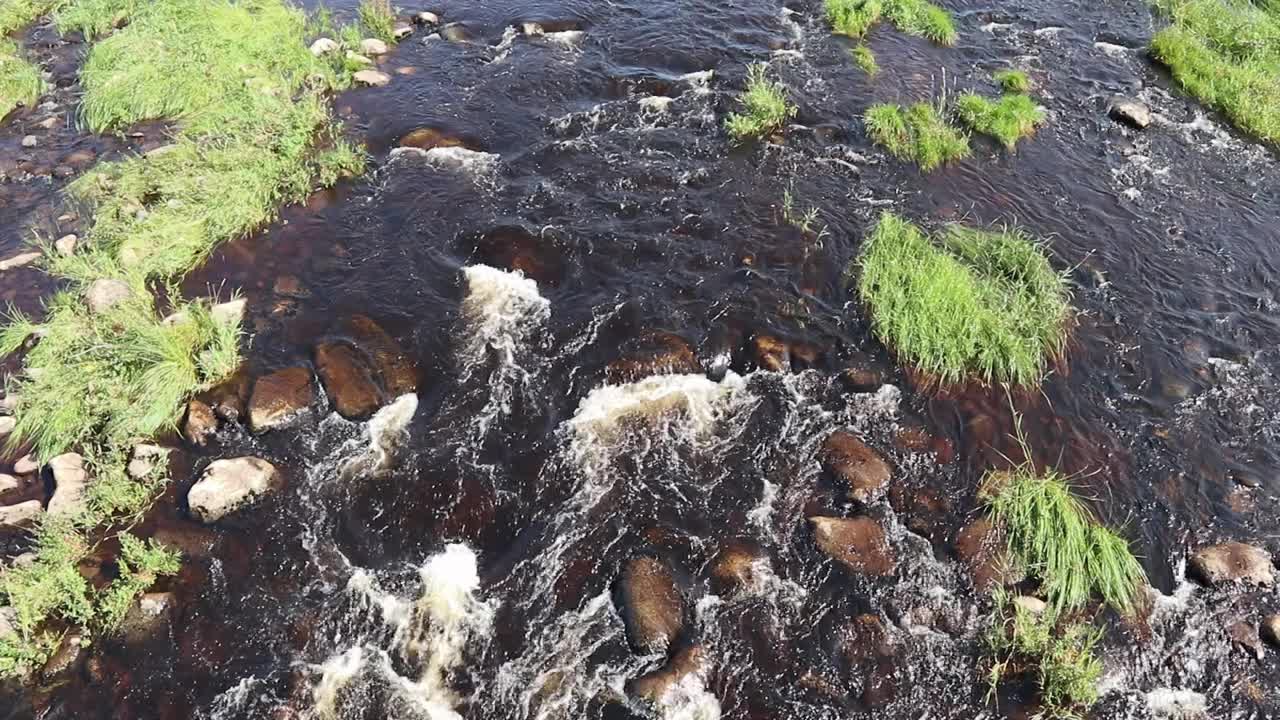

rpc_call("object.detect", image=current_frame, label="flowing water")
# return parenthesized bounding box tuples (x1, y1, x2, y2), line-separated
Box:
(2, 0, 1280, 717)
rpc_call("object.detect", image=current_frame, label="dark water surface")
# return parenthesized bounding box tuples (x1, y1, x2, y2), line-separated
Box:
(3, 0, 1280, 717)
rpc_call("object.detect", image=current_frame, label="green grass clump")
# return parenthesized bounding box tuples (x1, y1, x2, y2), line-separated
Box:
(865, 102, 969, 171)
(985, 594, 1103, 719)
(0, 0, 63, 34)
(824, 0, 957, 46)
(851, 44, 879, 77)
(955, 92, 1046, 150)
(994, 69, 1032, 94)
(357, 0, 396, 43)
(55, 0, 144, 38)
(855, 214, 1071, 387)
(984, 466, 1147, 615)
(1150, 0, 1280, 144)
(725, 63, 797, 142)
(0, 40, 43, 120)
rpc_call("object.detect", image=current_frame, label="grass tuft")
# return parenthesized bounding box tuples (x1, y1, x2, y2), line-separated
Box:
(851, 44, 879, 77)
(994, 69, 1032, 94)
(0, 40, 43, 120)
(865, 101, 969, 171)
(855, 213, 1072, 387)
(1149, 0, 1280, 144)
(984, 464, 1147, 615)
(357, 0, 396, 43)
(824, 0, 957, 45)
(955, 92, 1046, 150)
(0, 0, 63, 35)
(985, 592, 1103, 719)
(725, 63, 797, 142)
(55, 0, 145, 39)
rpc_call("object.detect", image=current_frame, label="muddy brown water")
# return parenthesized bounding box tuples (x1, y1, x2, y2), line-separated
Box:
(1, 0, 1279, 718)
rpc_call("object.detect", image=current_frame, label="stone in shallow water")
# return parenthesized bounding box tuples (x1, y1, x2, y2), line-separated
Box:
(821, 430, 891, 504)
(12, 454, 38, 475)
(1188, 541, 1274, 587)
(398, 126, 469, 151)
(315, 342, 382, 420)
(628, 644, 706, 704)
(360, 38, 388, 56)
(954, 516, 1022, 591)
(337, 315, 418, 396)
(183, 399, 218, 445)
(249, 367, 316, 432)
(605, 330, 701, 383)
(187, 456, 279, 523)
(1261, 614, 1280, 646)
(353, 69, 391, 87)
(809, 516, 895, 575)
(0, 252, 42, 271)
(617, 556, 685, 654)
(47, 452, 87, 520)
(1109, 96, 1152, 129)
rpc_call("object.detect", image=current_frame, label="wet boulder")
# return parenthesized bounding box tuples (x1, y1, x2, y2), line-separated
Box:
(315, 343, 382, 420)
(606, 331, 701, 383)
(808, 516, 895, 576)
(398, 127, 469, 151)
(709, 543, 763, 596)
(1108, 96, 1152, 129)
(1188, 541, 1274, 587)
(439, 22, 473, 43)
(47, 452, 88, 520)
(187, 457, 280, 523)
(628, 644, 707, 704)
(954, 517, 1021, 591)
(353, 70, 391, 87)
(820, 431, 891, 504)
(338, 315, 418, 396)
(752, 334, 790, 372)
(360, 38, 388, 56)
(249, 367, 316, 432)
(200, 367, 251, 423)
(40, 633, 85, 684)
(0, 500, 42, 527)
(1262, 614, 1280, 647)
(183, 399, 218, 445)
(617, 557, 685, 653)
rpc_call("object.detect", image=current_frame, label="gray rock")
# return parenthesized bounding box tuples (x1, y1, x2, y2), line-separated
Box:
(0, 500, 42, 527)
(85, 278, 132, 314)
(415, 11, 441, 25)
(352, 69, 391, 87)
(0, 606, 16, 640)
(0, 252, 42, 271)
(47, 453, 88, 520)
(21, 135, 37, 148)
(393, 24, 413, 39)
(0, 474, 19, 494)
(127, 444, 170, 480)
(439, 23, 472, 43)
(211, 298, 245, 326)
(188, 456, 280, 523)
(1109, 96, 1152, 129)
(13, 453, 38, 475)
(309, 37, 339, 56)
(118, 592, 175, 645)
(1013, 596, 1048, 615)
(360, 38, 388, 55)
(345, 51, 374, 66)
(0, 395, 17, 415)
(54, 233, 77, 256)
(1188, 541, 1274, 587)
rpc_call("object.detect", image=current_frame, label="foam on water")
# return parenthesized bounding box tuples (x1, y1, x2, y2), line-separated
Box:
(339, 393, 419, 481)
(425, 147, 501, 174)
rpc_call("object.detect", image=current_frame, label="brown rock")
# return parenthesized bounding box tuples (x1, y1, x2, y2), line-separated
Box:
(184, 399, 218, 445)
(821, 431, 891, 504)
(753, 334, 790, 372)
(808, 516, 895, 576)
(840, 362, 887, 392)
(954, 517, 1021, 591)
(1188, 542, 1274, 587)
(201, 368, 251, 423)
(605, 331, 701, 383)
(709, 543, 763, 595)
(1262, 614, 1280, 646)
(119, 592, 175, 645)
(47, 453, 88, 520)
(398, 127, 469, 151)
(273, 275, 308, 298)
(617, 557, 685, 653)
(249, 367, 316, 432)
(628, 645, 707, 704)
(315, 343, 382, 419)
(40, 633, 85, 683)
(339, 316, 418, 396)
(843, 613, 894, 663)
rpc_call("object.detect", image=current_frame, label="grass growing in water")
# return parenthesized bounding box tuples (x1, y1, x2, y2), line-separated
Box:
(1149, 0, 1280, 144)
(984, 465, 1147, 615)
(357, 0, 396, 43)
(994, 69, 1032, 94)
(824, 0, 957, 46)
(955, 92, 1046, 150)
(851, 45, 878, 77)
(865, 102, 969, 171)
(0, 39, 42, 120)
(984, 593, 1103, 719)
(855, 213, 1072, 387)
(725, 63, 797, 142)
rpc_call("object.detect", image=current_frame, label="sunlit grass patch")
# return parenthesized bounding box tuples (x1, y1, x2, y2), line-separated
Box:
(1150, 0, 1280, 144)
(725, 63, 797, 141)
(0, 0, 63, 34)
(357, 0, 396, 43)
(864, 102, 969, 171)
(851, 44, 878, 77)
(0, 40, 42, 120)
(824, 0, 957, 46)
(994, 69, 1032, 94)
(955, 92, 1046, 150)
(984, 465, 1147, 615)
(55, 0, 144, 38)
(985, 592, 1103, 719)
(855, 213, 1072, 387)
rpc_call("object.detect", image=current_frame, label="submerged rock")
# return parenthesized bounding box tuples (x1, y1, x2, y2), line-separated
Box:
(248, 367, 316, 432)
(808, 516, 895, 576)
(1227, 620, 1264, 659)
(628, 644, 707, 704)
(606, 331, 701, 383)
(709, 543, 763, 595)
(85, 278, 132, 313)
(338, 315, 418, 396)
(352, 70, 391, 87)
(439, 22, 472, 43)
(1188, 541, 1274, 587)
(47, 453, 87, 520)
(183, 399, 218, 445)
(398, 127, 470, 151)
(1109, 96, 1152, 129)
(187, 457, 280, 523)
(118, 592, 175, 645)
(954, 517, 1020, 591)
(0, 500, 42, 527)
(315, 343, 382, 420)
(820, 431, 891, 504)
(338, 394, 419, 481)
(752, 334, 790, 372)
(617, 557, 685, 654)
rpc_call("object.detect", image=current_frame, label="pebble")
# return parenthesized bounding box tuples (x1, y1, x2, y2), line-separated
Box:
(416, 11, 441, 25)
(54, 234, 77, 256)
(21, 135, 37, 148)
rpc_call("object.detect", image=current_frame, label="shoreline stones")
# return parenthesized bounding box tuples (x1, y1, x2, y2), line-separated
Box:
(808, 516, 895, 576)
(0, 251, 42, 271)
(617, 557, 685, 654)
(47, 452, 88, 520)
(0, 500, 42, 527)
(353, 69, 391, 87)
(1188, 541, 1274, 587)
(248, 367, 316, 432)
(360, 38, 388, 56)
(309, 37, 339, 56)
(820, 431, 891, 504)
(187, 457, 279, 523)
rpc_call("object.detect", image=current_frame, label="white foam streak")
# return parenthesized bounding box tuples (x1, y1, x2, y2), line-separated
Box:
(313, 646, 366, 720)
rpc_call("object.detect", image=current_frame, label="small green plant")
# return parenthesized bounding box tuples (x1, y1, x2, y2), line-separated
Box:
(955, 92, 1046, 150)
(994, 69, 1032, 94)
(725, 63, 797, 142)
(851, 44, 879, 77)
(0, 40, 43, 120)
(854, 213, 1072, 387)
(984, 463, 1147, 615)
(782, 188, 825, 238)
(865, 101, 970, 171)
(985, 593, 1103, 719)
(357, 0, 396, 43)
(1149, 0, 1280, 145)
(824, 0, 957, 45)
(97, 535, 181, 629)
